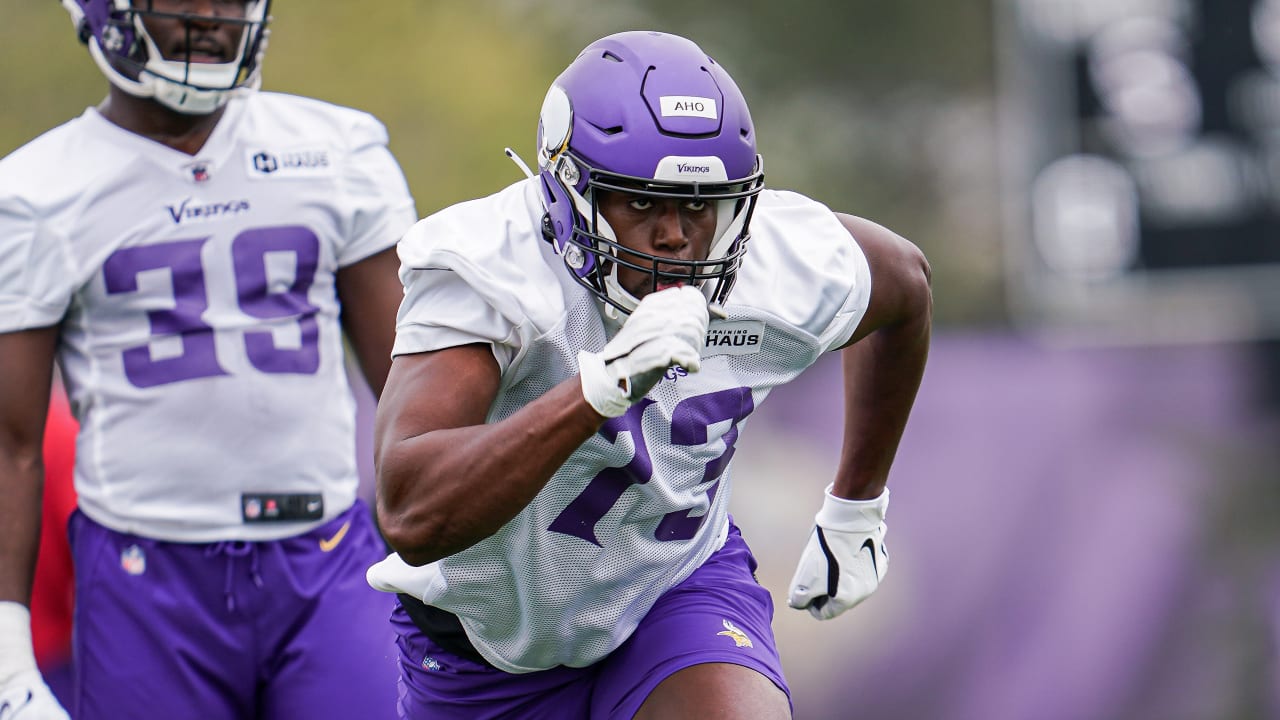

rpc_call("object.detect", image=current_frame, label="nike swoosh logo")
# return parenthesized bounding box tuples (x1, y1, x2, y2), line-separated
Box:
(0, 689, 34, 716)
(861, 537, 878, 579)
(318, 520, 351, 552)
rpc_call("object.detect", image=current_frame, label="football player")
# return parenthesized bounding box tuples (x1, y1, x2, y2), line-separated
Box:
(368, 30, 932, 719)
(0, 1, 416, 718)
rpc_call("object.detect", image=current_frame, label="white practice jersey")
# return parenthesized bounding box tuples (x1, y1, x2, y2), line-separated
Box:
(0, 92, 416, 541)
(389, 179, 871, 672)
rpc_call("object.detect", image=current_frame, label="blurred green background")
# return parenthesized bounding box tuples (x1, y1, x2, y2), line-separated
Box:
(2, 0, 1003, 330)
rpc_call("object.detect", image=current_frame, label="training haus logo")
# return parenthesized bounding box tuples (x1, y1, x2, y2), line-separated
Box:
(165, 197, 251, 225)
(247, 146, 334, 179)
(704, 320, 765, 357)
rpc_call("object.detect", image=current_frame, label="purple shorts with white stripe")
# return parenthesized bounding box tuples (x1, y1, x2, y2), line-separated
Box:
(392, 522, 791, 719)
(68, 499, 399, 720)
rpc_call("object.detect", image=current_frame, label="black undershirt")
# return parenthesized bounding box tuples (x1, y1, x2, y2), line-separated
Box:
(397, 594, 495, 668)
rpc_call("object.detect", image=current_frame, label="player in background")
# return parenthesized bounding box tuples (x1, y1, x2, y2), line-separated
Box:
(0, 1, 417, 718)
(367, 30, 932, 719)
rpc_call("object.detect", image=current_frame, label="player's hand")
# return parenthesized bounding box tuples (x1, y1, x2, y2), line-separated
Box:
(366, 552, 446, 604)
(579, 285, 710, 417)
(0, 670, 70, 720)
(0, 602, 69, 720)
(788, 486, 890, 620)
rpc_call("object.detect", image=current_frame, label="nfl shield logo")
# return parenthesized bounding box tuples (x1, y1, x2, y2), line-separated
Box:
(184, 161, 212, 182)
(120, 545, 146, 576)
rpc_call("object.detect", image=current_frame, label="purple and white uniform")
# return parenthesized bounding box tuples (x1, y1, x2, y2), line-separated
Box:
(381, 177, 870, 716)
(0, 91, 416, 719)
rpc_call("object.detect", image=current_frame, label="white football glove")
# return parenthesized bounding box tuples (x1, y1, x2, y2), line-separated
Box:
(0, 603, 70, 720)
(787, 485, 890, 620)
(0, 670, 68, 720)
(366, 552, 446, 604)
(579, 285, 710, 417)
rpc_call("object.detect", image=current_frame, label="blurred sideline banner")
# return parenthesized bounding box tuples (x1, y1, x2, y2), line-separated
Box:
(999, 0, 1280, 344)
(730, 333, 1272, 719)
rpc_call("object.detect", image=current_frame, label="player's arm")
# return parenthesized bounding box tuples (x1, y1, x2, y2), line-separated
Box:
(375, 285, 710, 567)
(336, 246, 403, 399)
(788, 214, 931, 621)
(831, 213, 932, 501)
(374, 344, 607, 566)
(0, 327, 58, 606)
(0, 326, 71, 719)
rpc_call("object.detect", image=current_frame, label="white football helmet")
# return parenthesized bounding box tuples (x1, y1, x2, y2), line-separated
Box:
(61, 0, 271, 114)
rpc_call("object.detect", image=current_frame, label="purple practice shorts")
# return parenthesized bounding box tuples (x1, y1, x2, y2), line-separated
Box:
(67, 500, 399, 720)
(392, 523, 791, 719)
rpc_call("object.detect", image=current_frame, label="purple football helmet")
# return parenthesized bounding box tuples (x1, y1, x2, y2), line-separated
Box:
(536, 31, 765, 316)
(61, 0, 271, 114)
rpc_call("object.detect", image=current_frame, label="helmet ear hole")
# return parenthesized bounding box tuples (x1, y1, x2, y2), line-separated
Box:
(539, 172, 595, 278)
